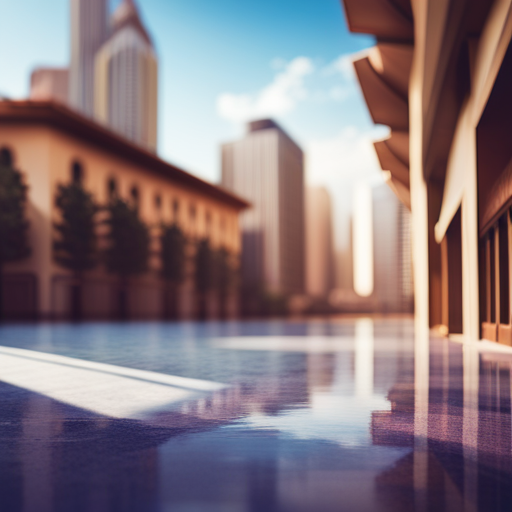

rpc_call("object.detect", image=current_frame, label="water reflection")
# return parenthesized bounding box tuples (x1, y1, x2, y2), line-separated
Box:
(355, 318, 374, 397)
(0, 319, 511, 510)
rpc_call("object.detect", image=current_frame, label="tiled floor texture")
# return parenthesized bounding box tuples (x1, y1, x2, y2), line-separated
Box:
(0, 318, 510, 511)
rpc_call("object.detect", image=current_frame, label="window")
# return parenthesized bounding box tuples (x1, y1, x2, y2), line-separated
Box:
(498, 214, 510, 325)
(480, 210, 512, 343)
(107, 178, 117, 199)
(173, 199, 180, 222)
(0, 147, 13, 167)
(131, 186, 139, 209)
(71, 161, 83, 184)
(154, 194, 162, 210)
(190, 204, 196, 220)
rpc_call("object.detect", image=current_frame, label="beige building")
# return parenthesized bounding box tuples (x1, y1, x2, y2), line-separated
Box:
(372, 182, 413, 313)
(342, 0, 512, 343)
(69, 0, 108, 116)
(30, 68, 69, 105)
(0, 100, 248, 320)
(305, 186, 335, 299)
(94, 0, 158, 152)
(222, 119, 305, 297)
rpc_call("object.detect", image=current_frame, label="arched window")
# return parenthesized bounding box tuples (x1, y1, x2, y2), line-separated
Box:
(71, 161, 83, 184)
(107, 177, 117, 199)
(173, 199, 180, 220)
(0, 147, 13, 167)
(130, 186, 140, 209)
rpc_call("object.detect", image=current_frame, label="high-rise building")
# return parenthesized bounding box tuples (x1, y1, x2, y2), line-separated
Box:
(94, 0, 158, 152)
(222, 119, 305, 296)
(371, 183, 413, 313)
(336, 219, 353, 291)
(305, 187, 335, 298)
(69, 0, 108, 116)
(30, 68, 69, 105)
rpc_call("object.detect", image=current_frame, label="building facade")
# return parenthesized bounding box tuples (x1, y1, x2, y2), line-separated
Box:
(305, 186, 335, 299)
(342, 0, 512, 343)
(221, 119, 305, 298)
(94, 0, 158, 151)
(372, 182, 414, 313)
(30, 68, 69, 105)
(0, 101, 247, 320)
(69, 0, 108, 116)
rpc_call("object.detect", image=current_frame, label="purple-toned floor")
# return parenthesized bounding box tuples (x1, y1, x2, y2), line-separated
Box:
(0, 318, 509, 511)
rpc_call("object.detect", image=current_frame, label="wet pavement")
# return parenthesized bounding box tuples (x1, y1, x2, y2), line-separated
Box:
(0, 317, 510, 511)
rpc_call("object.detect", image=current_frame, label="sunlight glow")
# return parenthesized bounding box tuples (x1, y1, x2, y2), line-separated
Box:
(353, 182, 374, 297)
(0, 346, 225, 420)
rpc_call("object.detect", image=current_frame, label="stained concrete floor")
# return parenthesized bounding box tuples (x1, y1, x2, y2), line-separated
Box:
(0, 318, 510, 511)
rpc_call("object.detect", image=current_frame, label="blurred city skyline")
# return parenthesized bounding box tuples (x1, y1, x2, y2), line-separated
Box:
(0, 0, 385, 251)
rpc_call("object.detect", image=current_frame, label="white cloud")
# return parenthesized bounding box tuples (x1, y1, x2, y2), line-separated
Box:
(306, 126, 388, 186)
(270, 57, 287, 70)
(217, 57, 314, 123)
(216, 53, 363, 123)
(320, 54, 358, 103)
(324, 54, 356, 82)
(329, 86, 351, 102)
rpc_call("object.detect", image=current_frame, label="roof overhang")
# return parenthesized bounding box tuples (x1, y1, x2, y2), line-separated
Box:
(383, 171, 411, 210)
(341, 0, 413, 42)
(353, 44, 412, 131)
(0, 100, 250, 211)
(374, 133, 409, 186)
(375, 131, 411, 209)
(341, 0, 413, 210)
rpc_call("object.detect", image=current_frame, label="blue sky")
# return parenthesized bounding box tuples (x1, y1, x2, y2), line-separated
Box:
(0, 0, 384, 248)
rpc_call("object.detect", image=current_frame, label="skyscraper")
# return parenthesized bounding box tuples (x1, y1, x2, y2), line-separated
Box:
(222, 119, 305, 296)
(69, 0, 108, 116)
(30, 68, 69, 105)
(371, 183, 413, 313)
(305, 187, 335, 298)
(94, 0, 158, 151)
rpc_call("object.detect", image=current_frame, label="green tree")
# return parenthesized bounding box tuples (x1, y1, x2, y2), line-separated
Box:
(54, 182, 99, 320)
(160, 223, 186, 319)
(104, 197, 149, 319)
(0, 160, 30, 318)
(195, 238, 215, 319)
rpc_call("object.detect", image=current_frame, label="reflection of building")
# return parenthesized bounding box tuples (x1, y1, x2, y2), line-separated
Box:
(0, 101, 248, 320)
(69, 0, 108, 116)
(94, 0, 158, 151)
(371, 382, 414, 447)
(371, 337, 512, 510)
(10, 388, 162, 512)
(306, 186, 335, 299)
(307, 353, 337, 392)
(221, 119, 305, 297)
(30, 68, 69, 105)
(372, 183, 413, 313)
(342, 0, 512, 343)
